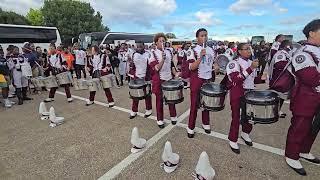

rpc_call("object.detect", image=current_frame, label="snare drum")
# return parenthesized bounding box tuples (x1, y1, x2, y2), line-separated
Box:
(129, 79, 151, 100)
(86, 78, 101, 92)
(74, 79, 88, 90)
(100, 74, 115, 89)
(44, 76, 58, 89)
(244, 90, 280, 124)
(21, 63, 32, 77)
(31, 77, 46, 88)
(200, 83, 227, 111)
(161, 79, 184, 104)
(56, 72, 72, 85)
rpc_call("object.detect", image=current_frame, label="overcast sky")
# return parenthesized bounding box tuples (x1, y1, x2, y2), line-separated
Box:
(1, 0, 320, 41)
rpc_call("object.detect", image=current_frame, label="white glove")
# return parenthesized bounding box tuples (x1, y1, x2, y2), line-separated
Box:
(316, 86, 320, 93)
(15, 63, 21, 69)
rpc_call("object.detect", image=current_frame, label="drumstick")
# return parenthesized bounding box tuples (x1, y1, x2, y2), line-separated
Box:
(202, 41, 206, 63)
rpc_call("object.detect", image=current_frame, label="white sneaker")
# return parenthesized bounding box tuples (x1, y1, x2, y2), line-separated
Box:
(86, 100, 94, 106)
(240, 132, 252, 142)
(229, 141, 239, 150)
(67, 98, 73, 102)
(157, 120, 164, 126)
(300, 153, 316, 160)
(4, 99, 12, 108)
(187, 127, 195, 138)
(107, 102, 115, 107)
(171, 117, 177, 125)
(44, 98, 54, 102)
(286, 157, 303, 169)
(144, 109, 152, 117)
(129, 111, 137, 119)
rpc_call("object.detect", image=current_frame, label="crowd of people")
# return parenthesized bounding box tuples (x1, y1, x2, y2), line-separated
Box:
(0, 19, 320, 177)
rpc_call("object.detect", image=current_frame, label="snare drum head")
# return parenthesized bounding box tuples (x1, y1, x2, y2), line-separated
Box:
(129, 79, 146, 89)
(200, 83, 226, 96)
(245, 90, 279, 105)
(161, 79, 183, 90)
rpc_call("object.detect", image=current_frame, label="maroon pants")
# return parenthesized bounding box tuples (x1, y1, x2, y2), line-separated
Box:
(49, 85, 71, 98)
(228, 96, 253, 142)
(188, 77, 210, 130)
(285, 114, 318, 160)
(89, 88, 114, 103)
(132, 95, 152, 112)
(155, 91, 176, 121)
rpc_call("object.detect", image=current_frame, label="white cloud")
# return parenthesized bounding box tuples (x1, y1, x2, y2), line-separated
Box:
(229, 0, 287, 15)
(163, 11, 222, 32)
(0, 0, 177, 28)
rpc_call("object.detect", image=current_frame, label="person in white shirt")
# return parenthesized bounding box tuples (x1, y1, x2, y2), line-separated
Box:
(149, 33, 180, 128)
(186, 28, 219, 138)
(73, 44, 87, 79)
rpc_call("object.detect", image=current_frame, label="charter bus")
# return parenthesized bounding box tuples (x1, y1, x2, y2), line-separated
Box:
(78, 32, 154, 49)
(168, 39, 192, 50)
(283, 34, 293, 42)
(0, 24, 61, 55)
(251, 36, 265, 45)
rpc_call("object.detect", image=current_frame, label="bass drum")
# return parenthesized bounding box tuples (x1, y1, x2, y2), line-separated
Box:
(200, 83, 227, 111)
(245, 90, 280, 124)
(129, 78, 151, 100)
(161, 79, 184, 104)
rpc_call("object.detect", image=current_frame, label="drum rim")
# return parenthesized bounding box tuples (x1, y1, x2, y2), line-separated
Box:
(200, 83, 227, 96)
(245, 116, 279, 124)
(245, 90, 280, 105)
(161, 80, 184, 90)
(200, 104, 225, 112)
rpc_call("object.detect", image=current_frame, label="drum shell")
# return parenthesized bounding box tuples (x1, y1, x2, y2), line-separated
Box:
(100, 74, 115, 89)
(161, 80, 184, 104)
(56, 72, 72, 85)
(31, 77, 46, 88)
(86, 78, 101, 92)
(74, 79, 88, 90)
(199, 83, 226, 111)
(245, 90, 280, 124)
(129, 79, 151, 100)
(44, 76, 58, 89)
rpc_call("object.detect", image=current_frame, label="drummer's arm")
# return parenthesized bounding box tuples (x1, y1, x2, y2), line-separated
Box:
(189, 58, 201, 71)
(155, 58, 165, 71)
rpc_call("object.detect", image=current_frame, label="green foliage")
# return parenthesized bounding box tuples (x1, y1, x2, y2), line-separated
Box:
(166, 33, 177, 39)
(26, 8, 44, 26)
(41, 0, 108, 41)
(0, 8, 29, 25)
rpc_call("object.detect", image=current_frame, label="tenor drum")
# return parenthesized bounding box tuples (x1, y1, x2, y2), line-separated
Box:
(161, 79, 184, 104)
(21, 62, 32, 77)
(200, 83, 227, 111)
(56, 72, 72, 85)
(245, 90, 280, 124)
(100, 74, 115, 89)
(44, 76, 58, 89)
(86, 78, 101, 92)
(129, 78, 151, 100)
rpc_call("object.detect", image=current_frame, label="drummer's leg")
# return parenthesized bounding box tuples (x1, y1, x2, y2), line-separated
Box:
(49, 87, 57, 98)
(89, 91, 96, 101)
(104, 88, 114, 103)
(64, 84, 71, 98)
(155, 92, 164, 122)
(168, 104, 177, 117)
(300, 109, 320, 154)
(228, 97, 241, 142)
(240, 97, 252, 134)
(145, 95, 152, 110)
(285, 114, 313, 160)
(132, 99, 139, 112)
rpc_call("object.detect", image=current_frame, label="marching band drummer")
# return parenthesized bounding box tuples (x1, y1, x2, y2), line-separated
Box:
(44, 43, 73, 103)
(177, 43, 191, 88)
(118, 43, 129, 86)
(86, 45, 115, 107)
(128, 43, 152, 119)
(186, 28, 219, 138)
(269, 40, 293, 118)
(225, 43, 266, 154)
(284, 19, 320, 176)
(267, 34, 285, 63)
(149, 33, 180, 128)
(7, 45, 32, 105)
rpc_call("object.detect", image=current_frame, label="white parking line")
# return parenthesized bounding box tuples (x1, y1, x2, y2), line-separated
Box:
(177, 123, 285, 156)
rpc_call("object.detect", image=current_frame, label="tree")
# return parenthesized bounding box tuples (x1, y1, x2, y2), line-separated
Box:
(0, 8, 29, 25)
(166, 33, 177, 39)
(41, 0, 109, 41)
(26, 8, 44, 26)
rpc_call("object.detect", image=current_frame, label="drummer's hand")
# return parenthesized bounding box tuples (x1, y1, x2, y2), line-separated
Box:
(261, 72, 268, 80)
(175, 72, 181, 78)
(213, 63, 220, 72)
(200, 49, 206, 57)
(250, 59, 259, 69)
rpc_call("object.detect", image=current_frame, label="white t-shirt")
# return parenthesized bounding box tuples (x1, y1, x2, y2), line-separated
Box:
(74, 50, 86, 65)
(150, 48, 172, 81)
